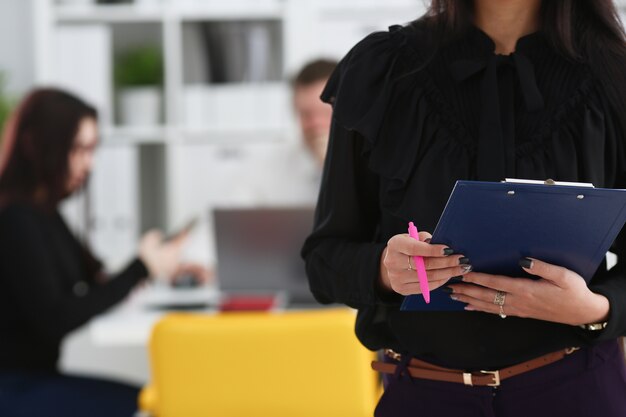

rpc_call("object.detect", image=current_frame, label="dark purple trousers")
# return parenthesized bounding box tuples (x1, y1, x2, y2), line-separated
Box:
(375, 339, 626, 417)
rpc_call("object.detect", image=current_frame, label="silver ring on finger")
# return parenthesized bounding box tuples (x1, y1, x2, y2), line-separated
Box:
(493, 290, 506, 306)
(407, 255, 414, 271)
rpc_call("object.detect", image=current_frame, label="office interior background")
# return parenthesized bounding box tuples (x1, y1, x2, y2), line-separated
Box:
(1, 0, 626, 392)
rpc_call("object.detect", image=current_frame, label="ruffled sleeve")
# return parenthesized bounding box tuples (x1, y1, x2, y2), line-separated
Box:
(320, 25, 471, 229)
(302, 28, 413, 309)
(320, 28, 402, 144)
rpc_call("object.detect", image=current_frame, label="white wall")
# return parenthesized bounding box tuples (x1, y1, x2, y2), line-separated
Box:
(0, 0, 35, 95)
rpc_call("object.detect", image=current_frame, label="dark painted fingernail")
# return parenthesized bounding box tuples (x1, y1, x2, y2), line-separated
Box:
(519, 258, 533, 269)
(459, 257, 470, 265)
(441, 286, 453, 294)
(461, 264, 473, 273)
(449, 276, 464, 284)
(443, 248, 454, 256)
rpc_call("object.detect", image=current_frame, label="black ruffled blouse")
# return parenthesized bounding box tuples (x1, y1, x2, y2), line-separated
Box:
(301, 21, 626, 369)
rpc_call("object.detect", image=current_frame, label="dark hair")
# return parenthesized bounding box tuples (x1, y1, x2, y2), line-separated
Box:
(0, 88, 97, 208)
(0, 88, 103, 276)
(292, 59, 338, 89)
(421, 0, 626, 137)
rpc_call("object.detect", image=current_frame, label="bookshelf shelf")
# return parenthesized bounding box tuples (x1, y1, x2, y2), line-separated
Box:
(55, 4, 164, 23)
(54, 2, 286, 23)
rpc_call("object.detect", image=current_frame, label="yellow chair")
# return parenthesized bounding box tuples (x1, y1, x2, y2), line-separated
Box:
(140, 308, 381, 417)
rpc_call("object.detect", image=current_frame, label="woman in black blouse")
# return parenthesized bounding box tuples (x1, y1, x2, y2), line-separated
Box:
(302, 0, 626, 415)
(0, 89, 192, 416)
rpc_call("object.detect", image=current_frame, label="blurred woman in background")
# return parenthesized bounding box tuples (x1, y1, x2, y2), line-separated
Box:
(0, 88, 189, 417)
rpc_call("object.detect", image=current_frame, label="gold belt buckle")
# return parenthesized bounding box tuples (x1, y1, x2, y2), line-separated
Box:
(480, 370, 501, 387)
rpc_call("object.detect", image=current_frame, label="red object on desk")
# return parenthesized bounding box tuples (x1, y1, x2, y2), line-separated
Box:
(219, 295, 278, 312)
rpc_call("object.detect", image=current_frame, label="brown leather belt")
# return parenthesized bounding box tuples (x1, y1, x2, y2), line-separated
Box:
(372, 347, 580, 387)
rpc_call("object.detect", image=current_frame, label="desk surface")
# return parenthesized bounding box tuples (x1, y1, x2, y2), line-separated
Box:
(90, 284, 221, 346)
(89, 284, 323, 346)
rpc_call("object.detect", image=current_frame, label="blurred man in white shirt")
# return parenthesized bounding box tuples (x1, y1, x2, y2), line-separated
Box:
(291, 59, 337, 167)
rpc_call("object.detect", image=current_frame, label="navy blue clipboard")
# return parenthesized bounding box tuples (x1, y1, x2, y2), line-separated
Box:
(401, 180, 626, 311)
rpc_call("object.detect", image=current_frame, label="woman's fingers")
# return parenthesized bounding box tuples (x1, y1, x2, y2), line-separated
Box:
(390, 234, 451, 258)
(418, 231, 432, 242)
(393, 265, 472, 295)
(453, 293, 507, 315)
(394, 279, 449, 296)
(387, 248, 467, 272)
(423, 254, 468, 271)
(520, 258, 572, 288)
(420, 264, 472, 283)
(384, 232, 470, 296)
(175, 263, 213, 284)
(460, 272, 520, 293)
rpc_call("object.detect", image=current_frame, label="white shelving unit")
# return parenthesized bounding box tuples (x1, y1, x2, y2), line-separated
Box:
(33, 0, 425, 268)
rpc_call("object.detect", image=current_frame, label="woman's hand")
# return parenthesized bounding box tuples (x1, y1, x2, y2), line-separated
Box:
(379, 232, 472, 295)
(448, 258, 610, 326)
(138, 229, 188, 280)
(172, 263, 214, 286)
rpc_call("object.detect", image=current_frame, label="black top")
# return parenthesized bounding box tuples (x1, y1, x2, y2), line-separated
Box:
(301, 22, 626, 369)
(0, 203, 148, 371)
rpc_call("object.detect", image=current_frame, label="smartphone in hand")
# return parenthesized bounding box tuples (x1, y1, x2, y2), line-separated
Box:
(164, 217, 199, 242)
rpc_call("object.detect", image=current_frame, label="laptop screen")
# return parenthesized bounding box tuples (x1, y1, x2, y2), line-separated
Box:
(213, 206, 317, 305)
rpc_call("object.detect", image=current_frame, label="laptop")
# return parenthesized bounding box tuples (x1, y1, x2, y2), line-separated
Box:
(213, 206, 319, 307)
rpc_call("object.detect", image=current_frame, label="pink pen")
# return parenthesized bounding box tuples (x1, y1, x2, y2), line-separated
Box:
(408, 222, 430, 303)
